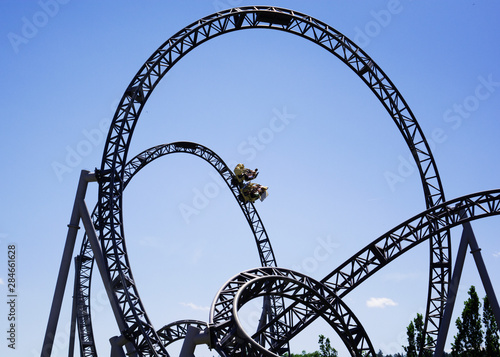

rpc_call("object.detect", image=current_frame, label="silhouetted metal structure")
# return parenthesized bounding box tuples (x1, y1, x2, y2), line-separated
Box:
(41, 6, 500, 357)
(75, 141, 287, 356)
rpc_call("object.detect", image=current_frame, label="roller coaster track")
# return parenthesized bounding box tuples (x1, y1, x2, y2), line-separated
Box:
(239, 189, 500, 354)
(72, 182, 500, 356)
(95, 7, 452, 354)
(156, 320, 208, 348)
(210, 267, 376, 356)
(76, 141, 285, 356)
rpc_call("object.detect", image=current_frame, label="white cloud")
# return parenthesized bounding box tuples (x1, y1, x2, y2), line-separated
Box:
(493, 251, 500, 258)
(366, 297, 398, 308)
(180, 302, 210, 311)
(0, 278, 4, 285)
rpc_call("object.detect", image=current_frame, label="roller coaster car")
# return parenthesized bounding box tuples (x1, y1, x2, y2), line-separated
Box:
(239, 182, 269, 203)
(233, 164, 267, 203)
(233, 163, 258, 184)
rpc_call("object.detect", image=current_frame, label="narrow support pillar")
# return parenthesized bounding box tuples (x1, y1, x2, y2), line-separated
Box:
(433, 222, 471, 357)
(78, 199, 137, 356)
(434, 219, 500, 357)
(110, 335, 128, 357)
(466, 224, 500, 330)
(179, 326, 211, 357)
(257, 295, 272, 347)
(68, 256, 81, 357)
(41, 170, 95, 357)
(41, 170, 137, 357)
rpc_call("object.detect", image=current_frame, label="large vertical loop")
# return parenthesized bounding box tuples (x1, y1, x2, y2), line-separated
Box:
(97, 6, 450, 354)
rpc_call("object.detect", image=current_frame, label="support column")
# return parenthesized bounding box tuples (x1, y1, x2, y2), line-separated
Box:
(433, 219, 500, 356)
(78, 198, 137, 356)
(433, 222, 471, 357)
(67, 256, 81, 357)
(179, 326, 211, 357)
(41, 170, 137, 357)
(466, 223, 500, 331)
(41, 170, 95, 357)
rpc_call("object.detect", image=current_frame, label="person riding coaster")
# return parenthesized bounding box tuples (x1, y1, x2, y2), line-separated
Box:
(233, 164, 268, 203)
(240, 182, 269, 203)
(233, 163, 258, 184)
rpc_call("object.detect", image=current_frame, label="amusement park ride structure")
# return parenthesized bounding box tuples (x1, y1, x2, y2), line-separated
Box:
(41, 6, 500, 357)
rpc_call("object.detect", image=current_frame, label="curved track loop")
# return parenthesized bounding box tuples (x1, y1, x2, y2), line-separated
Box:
(97, 6, 450, 353)
(210, 267, 376, 357)
(77, 141, 284, 356)
(123, 141, 278, 268)
(246, 189, 500, 350)
(156, 320, 207, 347)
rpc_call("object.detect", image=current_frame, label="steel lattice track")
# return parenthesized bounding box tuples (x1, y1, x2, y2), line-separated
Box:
(78, 184, 500, 355)
(96, 6, 452, 355)
(77, 142, 285, 356)
(156, 320, 208, 347)
(210, 267, 376, 357)
(243, 189, 500, 353)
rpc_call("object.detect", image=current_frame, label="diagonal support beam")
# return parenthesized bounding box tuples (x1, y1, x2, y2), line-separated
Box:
(40, 170, 137, 357)
(41, 170, 95, 357)
(433, 222, 470, 356)
(433, 219, 500, 356)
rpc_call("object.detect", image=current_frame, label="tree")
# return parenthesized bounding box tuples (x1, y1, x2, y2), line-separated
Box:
(404, 313, 432, 357)
(318, 335, 338, 357)
(287, 335, 337, 357)
(451, 285, 483, 357)
(288, 351, 320, 357)
(483, 295, 500, 356)
(404, 318, 417, 357)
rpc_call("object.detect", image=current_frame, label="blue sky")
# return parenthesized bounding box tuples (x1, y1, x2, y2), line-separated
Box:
(1, 1, 500, 356)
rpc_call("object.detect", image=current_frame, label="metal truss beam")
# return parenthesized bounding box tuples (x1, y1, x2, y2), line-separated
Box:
(97, 7, 450, 353)
(156, 320, 208, 348)
(247, 189, 500, 350)
(41, 171, 137, 357)
(433, 216, 500, 356)
(76, 142, 285, 356)
(210, 267, 376, 357)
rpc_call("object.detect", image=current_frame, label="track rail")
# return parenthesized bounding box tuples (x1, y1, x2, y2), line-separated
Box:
(210, 267, 376, 357)
(245, 189, 500, 352)
(77, 142, 283, 356)
(97, 6, 450, 354)
(156, 320, 207, 347)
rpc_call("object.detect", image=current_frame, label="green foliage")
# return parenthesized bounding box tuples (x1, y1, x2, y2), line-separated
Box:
(404, 319, 417, 357)
(452, 286, 483, 356)
(448, 286, 500, 356)
(287, 350, 321, 357)
(483, 295, 500, 357)
(286, 334, 337, 357)
(404, 313, 432, 357)
(289, 291, 499, 357)
(318, 335, 338, 357)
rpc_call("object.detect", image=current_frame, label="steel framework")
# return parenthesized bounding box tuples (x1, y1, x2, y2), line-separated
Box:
(156, 320, 208, 348)
(210, 267, 376, 356)
(243, 190, 500, 353)
(96, 7, 450, 353)
(41, 5, 500, 357)
(75, 142, 287, 356)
